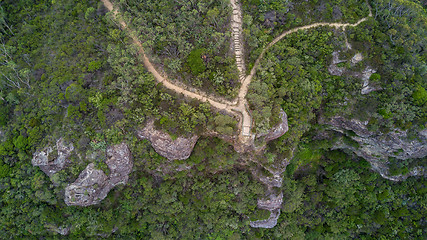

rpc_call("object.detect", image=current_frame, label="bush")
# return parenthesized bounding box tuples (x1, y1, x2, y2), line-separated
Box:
(412, 86, 427, 107)
(0, 162, 10, 178)
(65, 83, 84, 102)
(0, 104, 10, 126)
(186, 48, 207, 75)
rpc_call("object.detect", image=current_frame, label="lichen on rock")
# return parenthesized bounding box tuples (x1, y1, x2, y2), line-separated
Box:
(324, 116, 427, 181)
(137, 119, 199, 160)
(64, 143, 133, 206)
(250, 192, 283, 228)
(328, 52, 381, 95)
(32, 138, 74, 176)
(257, 109, 289, 143)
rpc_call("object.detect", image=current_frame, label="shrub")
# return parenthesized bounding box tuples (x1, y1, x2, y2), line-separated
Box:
(186, 48, 207, 75)
(412, 85, 427, 106)
(65, 83, 84, 102)
(0, 104, 9, 126)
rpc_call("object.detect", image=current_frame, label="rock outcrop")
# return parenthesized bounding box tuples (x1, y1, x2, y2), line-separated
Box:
(360, 67, 381, 95)
(324, 116, 427, 181)
(0, 129, 4, 142)
(32, 138, 74, 176)
(250, 209, 281, 229)
(106, 143, 133, 186)
(328, 51, 346, 76)
(328, 52, 381, 95)
(351, 52, 363, 64)
(250, 192, 283, 228)
(137, 120, 199, 160)
(45, 224, 70, 236)
(64, 163, 108, 206)
(250, 158, 290, 228)
(257, 110, 289, 142)
(65, 143, 132, 206)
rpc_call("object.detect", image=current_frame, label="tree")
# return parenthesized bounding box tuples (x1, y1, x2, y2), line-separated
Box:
(186, 48, 207, 75)
(0, 43, 31, 89)
(412, 85, 427, 107)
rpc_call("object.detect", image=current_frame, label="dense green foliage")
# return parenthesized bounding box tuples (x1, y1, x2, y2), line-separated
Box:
(0, 0, 425, 239)
(241, 0, 370, 67)
(120, 0, 240, 97)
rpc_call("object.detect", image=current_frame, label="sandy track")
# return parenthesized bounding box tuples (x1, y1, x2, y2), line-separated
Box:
(100, 0, 235, 113)
(101, 0, 371, 144)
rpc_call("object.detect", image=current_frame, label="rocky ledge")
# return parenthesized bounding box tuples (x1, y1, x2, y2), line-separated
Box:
(65, 143, 132, 206)
(32, 138, 74, 176)
(250, 192, 283, 228)
(137, 119, 199, 160)
(249, 158, 290, 229)
(257, 109, 289, 143)
(324, 116, 427, 181)
(328, 51, 381, 95)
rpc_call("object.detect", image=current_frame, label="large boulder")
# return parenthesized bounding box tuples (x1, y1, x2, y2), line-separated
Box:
(263, 110, 289, 142)
(106, 142, 133, 185)
(65, 143, 133, 206)
(64, 163, 108, 206)
(137, 120, 199, 160)
(32, 138, 74, 176)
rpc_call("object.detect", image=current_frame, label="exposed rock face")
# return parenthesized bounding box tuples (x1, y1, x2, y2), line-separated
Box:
(250, 158, 290, 229)
(137, 120, 199, 160)
(257, 110, 289, 142)
(65, 143, 133, 206)
(0, 129, 4, 142)
(351, 52, 363, 64)
(328, 52, 381, 95)
(360, 67, 381, 95)
(250, 193, 283, 228)
(325, 116, 427, 181)
(328, 51, 346, 76)
(106, 142, 133, 186)
(250, 209, 281, 229)
(32, 138, 74, 176)
(329, 116, 371, 137)
(45, 224, 70, 236)
(64, 163, 108, 206)
(253, 158, 290, 188)
(257, 192, 284, 211)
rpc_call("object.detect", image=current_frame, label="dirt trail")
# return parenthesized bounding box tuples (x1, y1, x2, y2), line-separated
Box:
(100, 0, 235, 114)
(101, 0, 371, 144)
(241, 16, 372, 104)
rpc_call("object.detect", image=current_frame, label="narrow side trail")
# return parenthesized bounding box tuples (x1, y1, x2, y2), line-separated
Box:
(239, 15, 373, 119)
(101, 0, 371, 145)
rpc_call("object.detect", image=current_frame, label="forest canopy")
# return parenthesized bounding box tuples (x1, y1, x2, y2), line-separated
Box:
(0, 0, 425, 239)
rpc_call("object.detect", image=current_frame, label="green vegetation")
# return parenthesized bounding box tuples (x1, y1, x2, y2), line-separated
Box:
(120, 0, 240, 97)
(241, 0, 370, 66)
(0, 0, 425, 239)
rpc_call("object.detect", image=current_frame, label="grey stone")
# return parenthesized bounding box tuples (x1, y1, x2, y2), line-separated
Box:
(32, 138, 74, 176)
(137, 119, 199, 160)
(64, 163, 108, 206)
(250, 209, 281, 228)
(351, 53, 363, 64)
(65, 143, 133, 206)
(250, 192, 283, 228)
(325, 116, 427, 181)
(45, 224, 70, 235)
